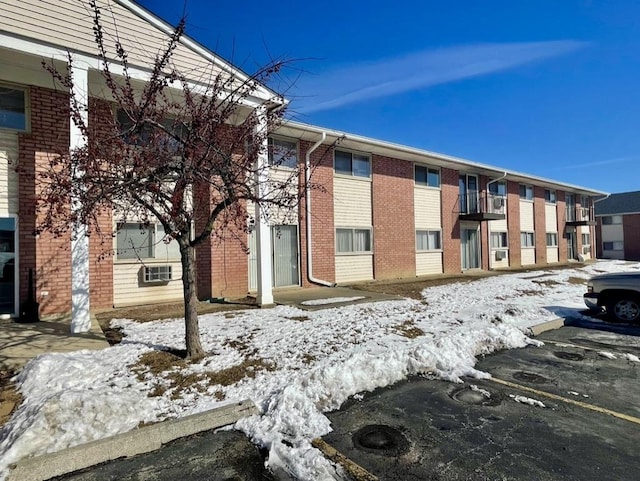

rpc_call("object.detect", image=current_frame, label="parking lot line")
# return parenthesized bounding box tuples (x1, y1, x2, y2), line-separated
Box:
(489, 377, 640, 426)
(312, 438, 379, 481)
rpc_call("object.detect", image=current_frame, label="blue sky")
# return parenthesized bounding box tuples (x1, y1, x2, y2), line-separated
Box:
(138, 0, 640, 193)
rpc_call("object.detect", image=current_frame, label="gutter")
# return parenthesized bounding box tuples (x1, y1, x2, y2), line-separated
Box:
(485, 172, 508, 270)
(305, 132, 336, 287)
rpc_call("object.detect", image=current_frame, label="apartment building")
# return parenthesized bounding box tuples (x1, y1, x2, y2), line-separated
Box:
(0, 0, 605, 327)
(595, 191, 640, 261)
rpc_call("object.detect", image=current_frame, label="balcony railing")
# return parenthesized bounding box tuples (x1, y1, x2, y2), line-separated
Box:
(565, 206, 595, 226)
(458, 192, 507, 221)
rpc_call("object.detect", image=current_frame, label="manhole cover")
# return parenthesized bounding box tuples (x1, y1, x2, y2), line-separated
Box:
(513, 371, 550, 384)
(553, 351, 584, 361)
(352, 425, 409, 456)
(450, 387, 501, 406)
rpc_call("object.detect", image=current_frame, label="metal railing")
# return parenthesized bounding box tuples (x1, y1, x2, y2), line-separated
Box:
(458, 191, 507, 216)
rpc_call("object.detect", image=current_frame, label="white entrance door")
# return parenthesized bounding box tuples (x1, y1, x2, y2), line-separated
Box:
(0, 217, 17, 316)
(249, 225, 300, 290)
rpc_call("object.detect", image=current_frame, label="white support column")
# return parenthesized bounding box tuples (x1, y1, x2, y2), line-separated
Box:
(70, 64, 91, 333)
(254, 107, 274, 306)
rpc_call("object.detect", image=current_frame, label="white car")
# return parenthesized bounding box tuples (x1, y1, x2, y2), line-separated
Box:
(584, 272, 640, 323)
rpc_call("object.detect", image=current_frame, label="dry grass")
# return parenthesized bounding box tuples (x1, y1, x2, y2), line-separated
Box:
(287, 315, 311, 322)
(532, 279, 561, 287)
(0, 369, 21, 428)
(567, 277, 587, 285)
(130, 350, 275, 400)
(392, 320, 425, 339)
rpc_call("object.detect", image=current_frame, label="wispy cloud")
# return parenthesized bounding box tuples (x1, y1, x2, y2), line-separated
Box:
(550, 156, 638, 171)
(291, 41, 588, 114)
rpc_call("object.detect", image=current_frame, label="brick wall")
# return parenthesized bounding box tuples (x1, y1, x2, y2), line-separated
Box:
(87, 98, 115, 309)
(557, 191, 568, 262)
(441, 167, 461, 273)
(299, 140, 335, 287)
(18, 86, 72, 316)
(371, 154, 415, 279)
(479, 176, 489, 270)
(506, 181, 521, 267)
(534, 186, 546, 265)
(623, 213, 640, 261)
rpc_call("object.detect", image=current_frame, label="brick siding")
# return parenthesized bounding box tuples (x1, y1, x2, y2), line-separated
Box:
(441, 167, 461, 273)
(371, 154, 415, 279)
(534, 186, 546, 265)
(506, 181, 521, 267)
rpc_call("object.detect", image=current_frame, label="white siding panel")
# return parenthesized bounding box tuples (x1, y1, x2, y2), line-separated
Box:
(545, 205, 557, 232)
(416, 252, 442, 275)
(113, 262, 183, 307)
(580, 225, 591, 235)
(335, 255, 373, 283)
(334, 177, 371, 227)
(546, 247, 559, 264)
(1, 0, 224, 79)
(414, 188, 441, 228)
(521, 249, 536, 266)
(268, 168, 298, 225)
(0, 131, 19, 216)
(602, 249, 625, 260)
(489, 218, 508, 232)
(489, 249, 510, 269)
(519, 201, 534, 231)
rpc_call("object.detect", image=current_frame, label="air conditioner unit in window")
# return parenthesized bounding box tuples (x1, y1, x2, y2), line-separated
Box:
(493, 197, 505, 210)
(582, 246, 591, 255)
(495, 250, 507, 261)
(143, 265, 172, 283)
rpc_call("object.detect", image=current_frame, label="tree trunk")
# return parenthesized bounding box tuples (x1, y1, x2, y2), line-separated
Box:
(181, 244, 205, 359)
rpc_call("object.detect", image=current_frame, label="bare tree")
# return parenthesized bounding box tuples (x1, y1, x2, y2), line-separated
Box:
(38, 1, 310, 359)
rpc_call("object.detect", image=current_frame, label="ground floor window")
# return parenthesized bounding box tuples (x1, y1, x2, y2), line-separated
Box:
(116, 222, 181, 261)
(546, 232, 558, 247)
(490, 232, 508, 249)
(416, 230, 441, 251)
(603, 241, 624, 251)
(520, 232, 535, 247)
(336, 228, 372, 254)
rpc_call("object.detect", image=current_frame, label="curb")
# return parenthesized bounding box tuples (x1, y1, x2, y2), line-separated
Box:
(527, 318, 566, 336)
(7, 400, 258, 481)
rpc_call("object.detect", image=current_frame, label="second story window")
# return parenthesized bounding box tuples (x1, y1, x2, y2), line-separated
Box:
(602, 215, 623, 225)
(519, 184, 533, 200)
(0, 85, 28, 131)
(415, 165, 440, 188)
(544, 189, 556, 204)
(335, 150, 370, 178)
(268, 137, 298, 168)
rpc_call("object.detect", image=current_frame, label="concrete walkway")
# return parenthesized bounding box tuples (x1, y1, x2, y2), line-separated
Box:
(274, 285, 401, 310)
(0, 316, 109, 370)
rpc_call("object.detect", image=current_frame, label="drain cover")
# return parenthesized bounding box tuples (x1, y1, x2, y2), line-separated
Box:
(352, 425, 409, 456)
(513, 371, 550, 384)
(450, 387, 501, 406)
(554, 351, 584, 361)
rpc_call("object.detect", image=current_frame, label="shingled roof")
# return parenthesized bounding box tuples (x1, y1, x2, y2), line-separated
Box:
(594, 191, 640, 216)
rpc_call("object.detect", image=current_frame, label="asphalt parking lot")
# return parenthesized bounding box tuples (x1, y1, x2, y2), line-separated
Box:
(323, 323, 640, 481)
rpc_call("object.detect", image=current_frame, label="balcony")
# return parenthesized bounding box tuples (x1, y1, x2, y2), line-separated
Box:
(565, 206, 595, 226)
(458, 192, 506, 221)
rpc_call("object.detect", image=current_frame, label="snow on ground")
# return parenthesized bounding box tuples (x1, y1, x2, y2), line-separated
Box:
(0, 260, 637, 480)
(300, 296, 366, 306)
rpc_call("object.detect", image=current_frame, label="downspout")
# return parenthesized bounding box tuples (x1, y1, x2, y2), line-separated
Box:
(485, 172, 508, 270)
(305, 132, 336, 287)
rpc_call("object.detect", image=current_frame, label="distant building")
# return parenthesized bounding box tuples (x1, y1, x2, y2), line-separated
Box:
(595, 191, 640, 261)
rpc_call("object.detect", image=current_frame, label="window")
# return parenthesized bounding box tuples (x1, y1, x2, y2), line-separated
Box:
(268, 137, 298, 168)
(416, 230, 441, 251)
(521, 232, 535, 247)
(414, 165, 440, 188)
(0, 85, 27, 131)
(117, 109, 185, 153)
(116, 223, 181, 260)
(488, 181, 507, 196)
(603, 241, 624, 251)
(490, 232, 508, 249)
(335, 150, 370, 178)
(544, 189, 556, 204)
(602, 215, 623, 225)
(336, 228, 372, 253)
(519, 184, 533, 200)
(546, 233, 558, 247)
(582, 233, 590, 246)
